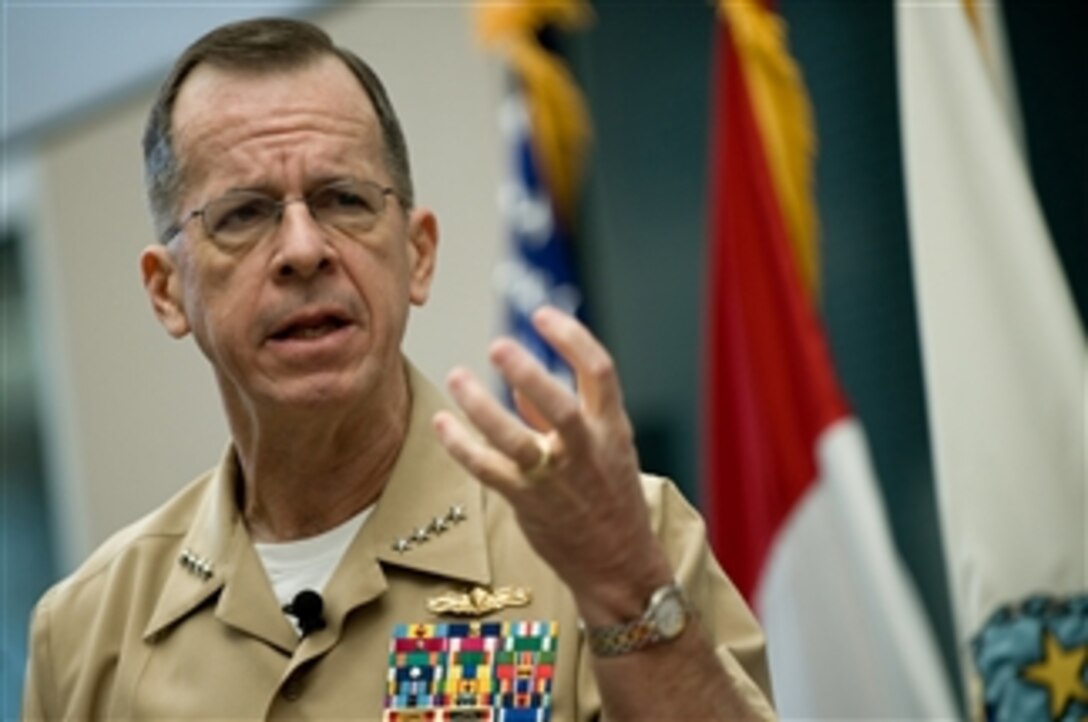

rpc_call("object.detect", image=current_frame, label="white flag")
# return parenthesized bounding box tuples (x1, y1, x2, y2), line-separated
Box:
(896, 1, 1088, 718)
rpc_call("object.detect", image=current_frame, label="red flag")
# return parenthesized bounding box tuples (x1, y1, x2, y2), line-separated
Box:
(706, 19, 845, 601)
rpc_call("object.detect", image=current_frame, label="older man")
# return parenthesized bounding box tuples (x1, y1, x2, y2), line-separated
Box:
(23, 17, 774, 721)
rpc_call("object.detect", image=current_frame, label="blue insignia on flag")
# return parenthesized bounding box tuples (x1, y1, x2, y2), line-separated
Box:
(384, 620, 558, 722)
(972, 594, 1088, 721)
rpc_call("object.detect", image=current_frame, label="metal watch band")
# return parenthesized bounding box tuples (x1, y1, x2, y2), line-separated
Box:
(584, 617, 662, 657)
(582, 583, 690, 657)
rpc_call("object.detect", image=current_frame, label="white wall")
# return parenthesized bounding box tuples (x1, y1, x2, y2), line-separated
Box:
(3, 1, 320, 144)
(27, 4, 506, 569)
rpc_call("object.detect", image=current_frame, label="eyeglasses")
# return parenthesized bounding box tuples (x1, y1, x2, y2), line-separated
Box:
(164, 179, 397, 248)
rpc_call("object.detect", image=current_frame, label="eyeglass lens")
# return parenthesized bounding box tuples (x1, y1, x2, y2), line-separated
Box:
(201, 181, 389, 246)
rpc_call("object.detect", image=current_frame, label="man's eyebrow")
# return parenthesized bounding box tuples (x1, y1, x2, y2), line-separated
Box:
(308, 174, 361, 189)
(218, 186, 270, 196)
(217, 175, 360, 197)
(211, 181, 289, 198)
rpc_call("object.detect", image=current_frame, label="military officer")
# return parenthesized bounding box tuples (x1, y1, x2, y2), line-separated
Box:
(23, 17, 775, 721)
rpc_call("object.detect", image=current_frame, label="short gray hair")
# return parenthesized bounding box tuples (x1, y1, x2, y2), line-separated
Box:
(143, 17, 414, 241)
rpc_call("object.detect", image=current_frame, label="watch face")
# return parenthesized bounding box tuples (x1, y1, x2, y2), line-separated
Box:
(654, 592, 687, 639)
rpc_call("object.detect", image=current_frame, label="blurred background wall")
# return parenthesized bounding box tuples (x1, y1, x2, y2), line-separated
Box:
(2, 1, 1084, 718)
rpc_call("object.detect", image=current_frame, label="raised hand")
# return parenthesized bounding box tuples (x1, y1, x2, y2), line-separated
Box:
(432, 306, 673, 622)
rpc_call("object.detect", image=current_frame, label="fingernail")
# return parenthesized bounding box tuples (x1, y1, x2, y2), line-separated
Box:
(489, 340, 514, 365)
(446, 367, 467, 390)
(432, 413, 451, 440)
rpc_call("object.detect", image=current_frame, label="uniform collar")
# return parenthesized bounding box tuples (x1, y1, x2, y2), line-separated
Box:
(142, 448, 309, 651)
(358, 362, 491, 586)
(143, 360, 491, 645)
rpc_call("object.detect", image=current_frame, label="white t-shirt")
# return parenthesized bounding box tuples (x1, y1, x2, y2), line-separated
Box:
(254, 505, 374, 634)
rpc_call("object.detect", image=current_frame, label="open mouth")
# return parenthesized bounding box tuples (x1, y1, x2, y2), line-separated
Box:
(269, 314, 351, 342)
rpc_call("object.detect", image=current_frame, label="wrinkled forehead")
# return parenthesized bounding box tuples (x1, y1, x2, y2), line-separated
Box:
(171, 56, 384, 186)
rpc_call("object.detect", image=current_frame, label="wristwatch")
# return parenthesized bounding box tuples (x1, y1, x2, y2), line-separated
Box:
(583, 582, 692, 657)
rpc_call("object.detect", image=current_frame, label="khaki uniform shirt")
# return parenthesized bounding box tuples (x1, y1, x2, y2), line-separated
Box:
(23, 365, 773, 720)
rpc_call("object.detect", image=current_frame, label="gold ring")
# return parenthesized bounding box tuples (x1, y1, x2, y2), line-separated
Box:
(524, 435, 553, 478)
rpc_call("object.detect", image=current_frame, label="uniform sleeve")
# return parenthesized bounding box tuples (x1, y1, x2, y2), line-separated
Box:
(650, 476, 775, 707)
(22, 592, 57, 722)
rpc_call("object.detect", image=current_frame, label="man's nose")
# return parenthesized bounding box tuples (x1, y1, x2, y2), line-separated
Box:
(272, 201, 334, 281)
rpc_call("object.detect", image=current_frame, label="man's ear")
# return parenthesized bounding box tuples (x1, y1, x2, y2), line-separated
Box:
(140, 245, 190, 338)
(406, 208, 439, 306)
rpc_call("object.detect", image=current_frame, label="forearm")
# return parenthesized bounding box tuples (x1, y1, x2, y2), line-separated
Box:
(589, 617, 775, 721)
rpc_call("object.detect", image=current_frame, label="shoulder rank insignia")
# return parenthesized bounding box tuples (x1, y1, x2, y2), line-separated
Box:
(427, 587, 532, 617)
(178, 548, 213, 580)
(384, 620, 558, 722)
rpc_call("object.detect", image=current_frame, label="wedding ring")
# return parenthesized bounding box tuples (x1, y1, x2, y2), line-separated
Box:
(523, 435, 554, 479)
